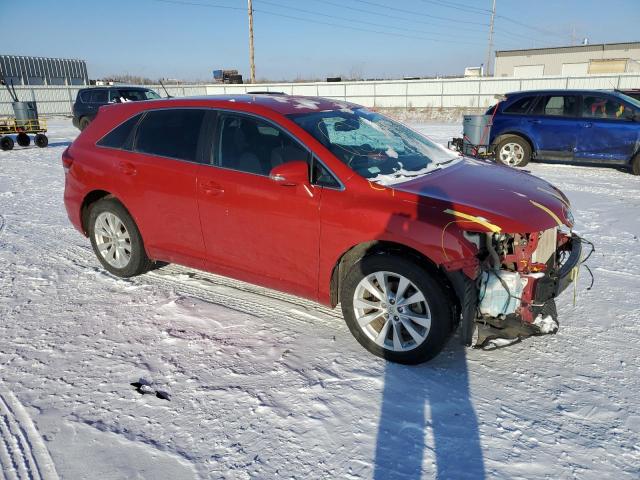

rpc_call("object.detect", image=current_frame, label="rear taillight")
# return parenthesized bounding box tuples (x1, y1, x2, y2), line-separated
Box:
(62, 147, 74, 173)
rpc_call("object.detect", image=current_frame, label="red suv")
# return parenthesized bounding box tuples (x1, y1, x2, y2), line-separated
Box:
(63, 94, 582, 364)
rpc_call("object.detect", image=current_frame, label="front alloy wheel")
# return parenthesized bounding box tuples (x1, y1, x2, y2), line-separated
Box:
(341, 255, 451, 364)
(353, 271, 431, 352)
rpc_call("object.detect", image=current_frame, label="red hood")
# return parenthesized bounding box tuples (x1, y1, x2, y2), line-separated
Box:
(392, 158, 572, 233)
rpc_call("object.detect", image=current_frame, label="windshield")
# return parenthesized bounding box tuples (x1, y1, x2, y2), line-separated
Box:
(288, 108, 460, 185)
(615, 91, 640, 110)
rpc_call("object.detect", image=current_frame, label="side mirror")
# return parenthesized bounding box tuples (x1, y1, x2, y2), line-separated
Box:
(269, 161, 309, 186)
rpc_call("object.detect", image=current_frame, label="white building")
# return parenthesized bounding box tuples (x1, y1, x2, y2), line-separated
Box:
(494, 42, 640, 77)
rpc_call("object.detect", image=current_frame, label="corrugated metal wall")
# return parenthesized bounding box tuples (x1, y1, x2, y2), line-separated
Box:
(1, 74, 639, 116)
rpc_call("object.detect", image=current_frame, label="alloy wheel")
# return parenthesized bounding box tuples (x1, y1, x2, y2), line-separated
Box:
(353, 271, 432, 352)
(94, 212, 132, 269)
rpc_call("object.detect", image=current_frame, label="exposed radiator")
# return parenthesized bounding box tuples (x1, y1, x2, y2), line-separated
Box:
(532, 227, 557, 265)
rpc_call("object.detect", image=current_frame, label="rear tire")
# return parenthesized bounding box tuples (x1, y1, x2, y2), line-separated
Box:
(17, 133, 30, 147)
(34, 134, 48, 148)
(79, 117, 91, 131)
(0, 136, 14, 151)
(340, 254, 452, 364)
(495, 135, 531, 167)
(632, 153, 640, 176)
(88, 197, 153, 278)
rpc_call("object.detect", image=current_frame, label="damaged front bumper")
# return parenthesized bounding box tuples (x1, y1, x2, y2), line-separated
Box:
(446, 231, 584, 349)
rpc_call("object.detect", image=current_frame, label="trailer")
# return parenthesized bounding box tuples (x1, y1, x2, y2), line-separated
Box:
(0, 79, 49, 151)
(448, 94, 505, 160)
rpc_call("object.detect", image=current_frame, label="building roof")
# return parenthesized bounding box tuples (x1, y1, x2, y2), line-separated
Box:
(495, 41, 640, 57)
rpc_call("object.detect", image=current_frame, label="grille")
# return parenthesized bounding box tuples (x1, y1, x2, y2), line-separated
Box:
(532, 227, 557, 265)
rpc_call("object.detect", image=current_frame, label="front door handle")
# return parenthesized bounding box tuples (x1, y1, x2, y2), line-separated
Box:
(118, 161, 137, 176)
(200, 181, 225, 196)
(583, 122, 593, 128)
(528, 119, 542, 124)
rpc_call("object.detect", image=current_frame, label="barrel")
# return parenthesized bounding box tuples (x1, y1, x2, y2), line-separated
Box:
(462, 114, 492, 155)
(12, 101, 39, 122)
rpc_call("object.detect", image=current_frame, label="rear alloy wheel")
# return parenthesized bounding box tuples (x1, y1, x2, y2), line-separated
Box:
(496, 136, 531, 167)
(0, 136, 14, 151)
(17, 133, 30, 147)
(341, 255, 451, 364)
(88, 197, 152, 277)
(79, 117, 91, 131)
(34, 134, 48, 148)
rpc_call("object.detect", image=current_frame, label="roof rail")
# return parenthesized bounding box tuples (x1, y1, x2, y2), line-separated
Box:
(247, 91, 287, 95)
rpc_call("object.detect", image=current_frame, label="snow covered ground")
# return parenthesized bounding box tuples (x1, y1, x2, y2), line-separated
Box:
(0, 117, 639, 479)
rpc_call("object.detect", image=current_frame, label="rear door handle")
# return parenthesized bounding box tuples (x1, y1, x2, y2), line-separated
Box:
(528, 119, 542, 124)
(200, 181, 225, 196)
(118, 161, 137, 176)
(583, 122, 593, 128)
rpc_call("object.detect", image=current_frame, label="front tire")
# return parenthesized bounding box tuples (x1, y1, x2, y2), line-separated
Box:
(495, 135, 531, 167)
(340, 255, 452, 364)
(88, 197, 152, 277)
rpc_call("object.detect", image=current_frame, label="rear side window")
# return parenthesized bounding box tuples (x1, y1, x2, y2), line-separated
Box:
(135, 109, 206, 162)
(78, 90, 91, 103)
(503, 96, 537, 114)
(533, 95, 578, 117)
(89, 90, 108, 103)
(97, 114, 142, 150)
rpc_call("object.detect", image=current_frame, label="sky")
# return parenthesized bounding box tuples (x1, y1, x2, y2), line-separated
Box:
(1, 0, 639, 82)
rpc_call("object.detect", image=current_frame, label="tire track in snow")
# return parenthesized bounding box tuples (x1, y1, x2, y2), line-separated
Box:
(0, 386, 59, 480)
(61, 244, 344, 331)
(0, 214, 5, 237)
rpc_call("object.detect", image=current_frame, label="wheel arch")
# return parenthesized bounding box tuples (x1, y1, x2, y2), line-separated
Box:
(493, 131, 536, 156)
(80, 190, 115, 235)
(328, 240, 459, 312)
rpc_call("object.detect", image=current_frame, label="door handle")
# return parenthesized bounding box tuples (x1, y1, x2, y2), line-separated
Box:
(528, 119, 542, 124)
(118, 161, 137, 176)
(583, 122, 593, 128)
(200, 181, 224, 196)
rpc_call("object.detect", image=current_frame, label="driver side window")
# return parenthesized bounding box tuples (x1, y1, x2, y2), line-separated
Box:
(216, 113, 310, 176)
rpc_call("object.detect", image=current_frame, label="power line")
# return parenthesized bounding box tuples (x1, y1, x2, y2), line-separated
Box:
(152, 0, 482, 45)
(349, 0, 490, 26)
(256, 0, 487, 40)
(309, 0, 489, 34)
(417, 0, 492, 15)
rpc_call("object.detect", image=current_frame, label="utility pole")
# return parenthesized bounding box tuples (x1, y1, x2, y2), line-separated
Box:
(485, 0, 496, 76)
(248, 0, 256, 83)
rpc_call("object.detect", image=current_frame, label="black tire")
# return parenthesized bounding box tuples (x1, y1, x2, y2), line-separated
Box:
(34, 134, 48, 148)
(88, 197, 153, 278)
(340, 254, 452, 364)
(16, 133, 30, 147)
(495, 135, 531, 168)
(0, 136, 14, 151)
(79, 117, 91, 131)
(632, 153, 640, 176)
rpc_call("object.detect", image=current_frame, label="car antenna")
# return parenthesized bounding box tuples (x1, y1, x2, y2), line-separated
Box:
(159, 79, 173, 98)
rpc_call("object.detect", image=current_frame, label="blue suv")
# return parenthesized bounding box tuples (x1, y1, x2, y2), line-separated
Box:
(488, 89, 640, 174)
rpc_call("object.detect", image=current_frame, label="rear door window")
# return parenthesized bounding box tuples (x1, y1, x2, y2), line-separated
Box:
(503, 96, 537, 114)
(97, 114, 142, 150)
(134, 109, 206, 162)
(534, 95, 578, 117)
(89, 90, 108, 103)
